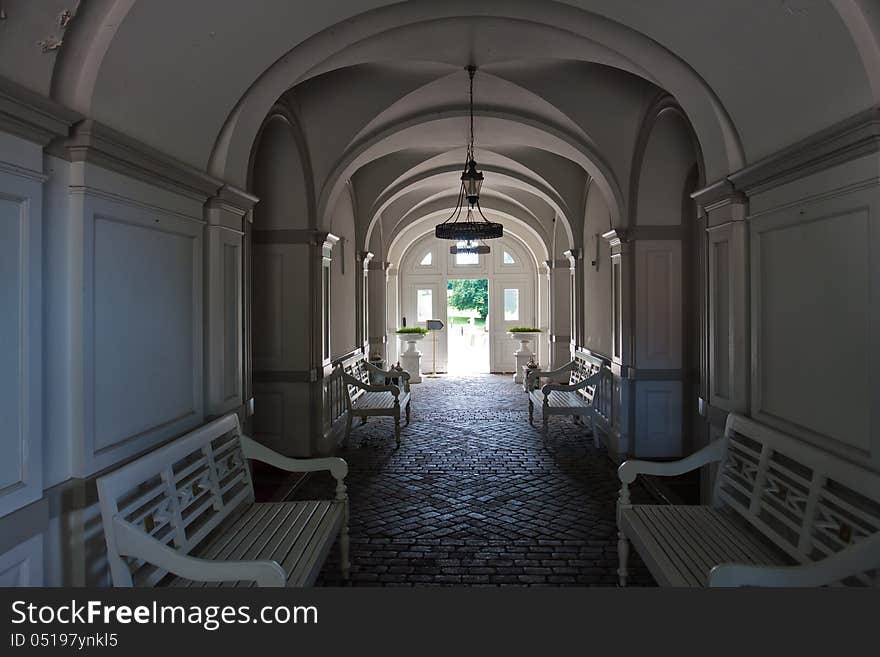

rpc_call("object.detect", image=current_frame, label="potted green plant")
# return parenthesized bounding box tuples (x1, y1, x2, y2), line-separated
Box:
(507, 327, 541, 357)
(396, 327, 428, 355)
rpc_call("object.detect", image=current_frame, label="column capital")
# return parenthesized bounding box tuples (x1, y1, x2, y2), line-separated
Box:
(703, 193, 749, 227)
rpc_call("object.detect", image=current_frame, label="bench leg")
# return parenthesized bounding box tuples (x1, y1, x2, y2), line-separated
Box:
(360, 416, 367, 426)
(617, 531, 629, 587)
(542, 410, 549, 439)
(394, 403, 401, 448)
(343, 411, 353, 447)
(528, 398, 534, 425)
(405, 400, 411, 425)
(340, 504, 351, 581)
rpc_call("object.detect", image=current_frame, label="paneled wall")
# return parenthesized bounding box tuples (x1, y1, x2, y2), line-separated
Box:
(328, 185, 359, 359)
(249, 110, 320, 457)
(45, 159, 206, 481)
(748, 148, 879, 470)
(697, 109, 880, 474)
(633, 239, 684, 457)
(591, 106, 698, 460)
(0, 133, 45, 519)
(583, 185, 613, 357)
(0, 88, 253, 585)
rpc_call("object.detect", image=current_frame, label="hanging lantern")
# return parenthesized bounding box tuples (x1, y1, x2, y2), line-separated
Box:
(434, 65, 503, 244)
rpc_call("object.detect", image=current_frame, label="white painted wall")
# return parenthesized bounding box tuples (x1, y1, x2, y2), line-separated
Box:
(328, 186, 358, 358)
(583, 184, 613, 357)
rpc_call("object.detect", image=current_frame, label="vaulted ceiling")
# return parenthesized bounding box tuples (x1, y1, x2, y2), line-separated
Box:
(2, 0, 877, 258)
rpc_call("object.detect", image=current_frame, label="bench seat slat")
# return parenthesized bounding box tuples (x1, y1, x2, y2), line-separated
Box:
(169, 501, 343, 588)
(644, 506, 727, 577)
(639, 507, 705, 586)
(288, 503, 345, 587)
(677, 505, 779, 566)
(352, 391, 397, 410)
(621, 505, 783, 587)
(279, 502, 337, 579)
(546, 390, 591, 408)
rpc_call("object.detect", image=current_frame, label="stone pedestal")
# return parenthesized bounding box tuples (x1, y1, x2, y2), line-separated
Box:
(399, 335, 424, 383)
(508, 332, 539, 383)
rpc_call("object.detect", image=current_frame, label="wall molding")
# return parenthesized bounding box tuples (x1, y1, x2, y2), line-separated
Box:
(626, 225, 687, 241)
(68, 185, 205, 225)
(58, 120, 226, 202)
(0, 77, 81, 146)
(252, 370, 314, 383)
(252, 229, 341, 245)
(0, 161, 48, 184)
(693, 107, 880, 206)
(746, 176, 880, 220)
(205, 184, 259, 218)
(620, 367, 684, 381)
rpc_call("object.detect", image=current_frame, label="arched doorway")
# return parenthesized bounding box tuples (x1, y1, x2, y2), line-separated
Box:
(394, 231, 542, 375)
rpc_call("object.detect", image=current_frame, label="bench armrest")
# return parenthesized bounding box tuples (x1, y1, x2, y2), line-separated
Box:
(618, 438, 727, 484)
(530, 361, 576, 381)
(240, 435, 349, 481)
(708, 532, 880, 587)
(342, 373, 400, 397)
(114, 518, 287, 587)
(542, 370, 603, 395)
(364, 361, 411, 381)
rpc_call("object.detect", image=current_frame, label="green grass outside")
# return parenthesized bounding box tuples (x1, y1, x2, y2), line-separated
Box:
(449, 315, 486, 327)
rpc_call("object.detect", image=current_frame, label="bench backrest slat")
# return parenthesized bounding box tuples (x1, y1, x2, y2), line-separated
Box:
(340, 352, 371, 401)
(97, 414, 255, 587)
(714, 414, 880, 585)
(567, 348, 607, 407)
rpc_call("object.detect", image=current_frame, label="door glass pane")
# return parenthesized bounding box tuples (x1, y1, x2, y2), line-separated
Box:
(503, 251, 515, 264)
(504, 288, 519, 321)
(417, 289, 432, 322)
(420, 252, 432, 266)
(455, 241, 478, 265)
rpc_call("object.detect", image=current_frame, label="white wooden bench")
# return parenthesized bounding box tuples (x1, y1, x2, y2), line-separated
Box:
(525, 349, 611, 443)
(340, 353, 411, 448)
(97, 413, 349, 587)
(617, 413, 880, 587)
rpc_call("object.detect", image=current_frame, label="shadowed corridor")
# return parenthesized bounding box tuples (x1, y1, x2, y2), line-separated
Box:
(292, 374, 656, 586)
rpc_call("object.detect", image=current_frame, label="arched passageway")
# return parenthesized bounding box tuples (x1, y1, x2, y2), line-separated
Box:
(1, 1, 878, 589)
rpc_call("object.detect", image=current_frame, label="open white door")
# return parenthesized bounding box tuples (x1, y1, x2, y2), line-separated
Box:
(402, 279, 447, 373)
(489, 276, 535, 372)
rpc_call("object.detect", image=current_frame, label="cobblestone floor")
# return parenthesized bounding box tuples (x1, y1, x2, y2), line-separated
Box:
(292, 373, 656, 586)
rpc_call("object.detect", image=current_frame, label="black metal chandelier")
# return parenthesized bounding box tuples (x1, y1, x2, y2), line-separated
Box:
(435, 65, 503, 247)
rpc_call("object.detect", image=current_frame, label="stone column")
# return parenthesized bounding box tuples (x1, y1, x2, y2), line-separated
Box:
(384, 264, 399, 364)
(548, 258, 572, 369)
(699, 190, 750, 417)
(602, 229, 633, 458)
(367, 258, 389, 363)
(203, 186, 257, 420)
(358, 251, 374, 352)
(311, 232, 340, 455)
(563, 248, 584, 350)
(538, 261, 551, 367)
(250, 228, 338, 457)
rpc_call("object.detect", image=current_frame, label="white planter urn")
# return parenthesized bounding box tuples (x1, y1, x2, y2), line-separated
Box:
(507, 332, 540, 383)
(398, 332, 425, 383)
